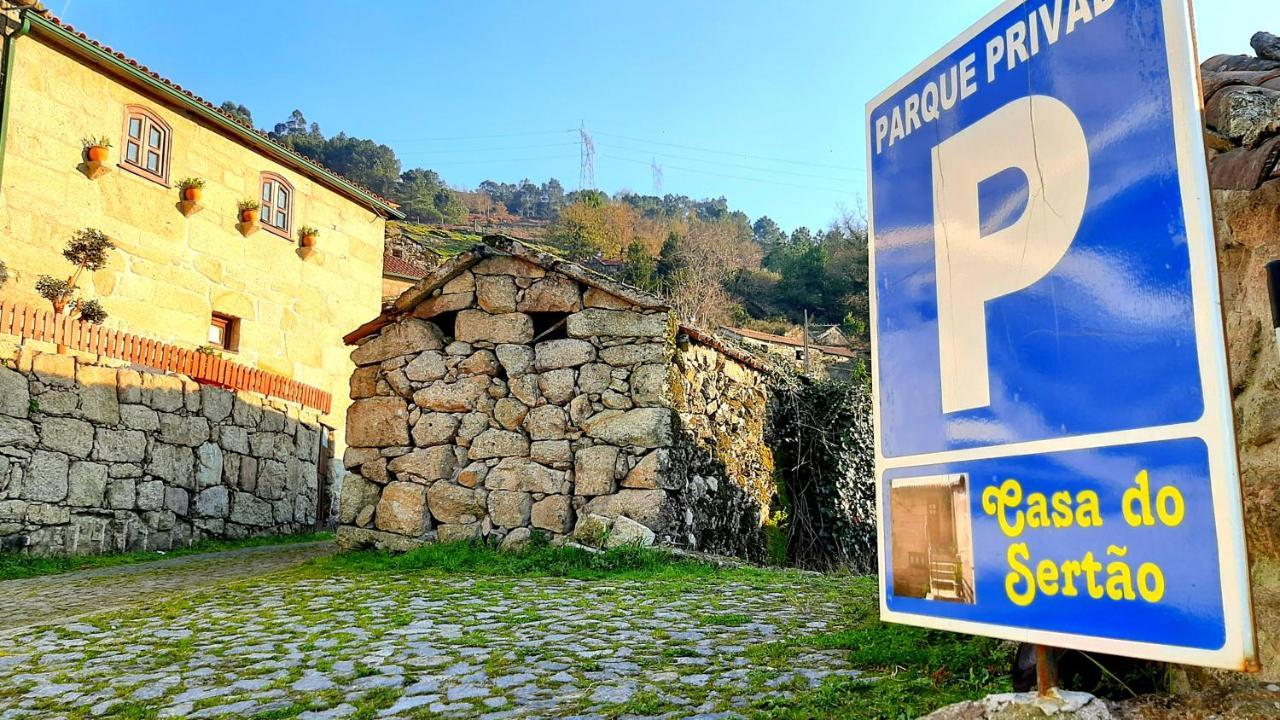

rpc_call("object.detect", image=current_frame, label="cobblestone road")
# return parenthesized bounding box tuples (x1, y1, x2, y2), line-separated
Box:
(0, 551, 866, 719)
(0, 541, 334, 631)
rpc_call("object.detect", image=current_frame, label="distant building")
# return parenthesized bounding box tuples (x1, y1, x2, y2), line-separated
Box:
(719, 326, 866, 380)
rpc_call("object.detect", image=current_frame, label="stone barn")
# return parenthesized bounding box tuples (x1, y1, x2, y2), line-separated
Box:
(336, 236, 776, 559)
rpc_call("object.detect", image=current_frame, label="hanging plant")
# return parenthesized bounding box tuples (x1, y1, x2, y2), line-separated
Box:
(236, 199, 260, 224)
(177, 177, 206, 202)
(297, 225, 319, 248)
(81, 135, 112, 163)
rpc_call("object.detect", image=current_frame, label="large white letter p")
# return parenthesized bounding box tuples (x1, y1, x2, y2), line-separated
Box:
(932, 95, 1089, 414)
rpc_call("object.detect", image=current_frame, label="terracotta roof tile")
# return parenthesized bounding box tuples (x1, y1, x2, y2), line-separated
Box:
(20, 6, 401, 216)
(382, 254, 433, 280)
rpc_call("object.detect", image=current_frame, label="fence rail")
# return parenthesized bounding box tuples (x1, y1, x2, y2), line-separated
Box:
(0, 300, 331, 413)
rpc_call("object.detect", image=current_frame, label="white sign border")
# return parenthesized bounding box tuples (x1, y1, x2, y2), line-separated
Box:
(864, 0, 1258, 671)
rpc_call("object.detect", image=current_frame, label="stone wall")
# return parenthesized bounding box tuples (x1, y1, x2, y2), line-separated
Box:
(665, 342, 774, 561)
(1213, 179, 1280, 681)
(0, 346, 327, 555)
(336, 253, 775, 557)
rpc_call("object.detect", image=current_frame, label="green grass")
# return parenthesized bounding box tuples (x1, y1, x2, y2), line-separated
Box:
(310, 536, 749, 582)
(0, 532, 332, 581)
(748, 591, 1013, 720)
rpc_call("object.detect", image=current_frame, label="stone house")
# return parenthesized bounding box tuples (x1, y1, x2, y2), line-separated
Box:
(0, 4, 404, 451)
(338, 236, 776, 558)
(719, 325, 866, 381)
(1201, 36, 1280, 683)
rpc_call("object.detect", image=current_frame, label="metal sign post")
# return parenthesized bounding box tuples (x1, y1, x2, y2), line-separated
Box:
(866, 0, 1257, 670)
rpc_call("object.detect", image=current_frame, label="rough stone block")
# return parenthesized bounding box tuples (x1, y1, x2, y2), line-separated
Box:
(404, 351, 447, 383)
(39, 416, 94, 458)
(623, 449, 670, 489)
(524, 405, 567, 441)
(496, 345, 535, 376)
(230, 492, 273, 526)
(605, 515, 656, 548)
(77, 365, 120, 425)
(136, 480, 165, 512)
(567, 309, 667, 339)
(120, 404, 160, 431)
(458, 350, 500, 376)
(375, 481, 430, 536)
(583, 287, 635, 310)
(437, 522, 481, 543)
(351, 318, 444, 365)
(201, 386, 235, 422)
(412, 412, 460, 447)
(574, 445, 619, 496)
(388, 446, 457, 482)
(577, 364, 612, 394)
(535, 339, 596, 370)
(412, 376, 490, 412)
(519, 276, 582, 313)
(32, 353, 76, 388)
(500, 526, 533, 551)
(442, 270, 476, 293)
(488, 490, 533, 527)
(147, 443, 195, 487)
(469, 429, 530, 460)
(427, 482, 488, 524)
(508, 375, 540, 406)
(93, 428, 146, 463)
(531, 494, 574, 534)
(412, 292, 474, 319)
(581, 408, 673, 448)
(117, 370, 142, 404)
(106, 477, 136, 509)
(538, 369, 576, 405)
(476, 275, 518, 314)
(0, 365, 30, 418)
(164, 486, 189, 515)
(494, 398, 529, 431)
(67, 462, 108, 507)
(455, 310, 534, 345)
(630, 364, 669, 407)
(347, 397, 410, 448)
(474, 256, 545, 278)
(144, 373, 186, 412)
(24, 450, 69, 503)
(583, 489, 667, 531)
(530, 440, 572, 465)
(195, 486, 230, 517)
(0, 416, 37, 448)
(601, 344, 667, 367)
(485, 457, 563, 494)
(159, 415, 211, 447)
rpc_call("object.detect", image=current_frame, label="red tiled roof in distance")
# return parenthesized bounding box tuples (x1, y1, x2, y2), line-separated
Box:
(383, 254, 432, 280)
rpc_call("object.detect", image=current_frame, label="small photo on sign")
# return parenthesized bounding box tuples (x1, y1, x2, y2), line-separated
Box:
(890, 474, 975, 604)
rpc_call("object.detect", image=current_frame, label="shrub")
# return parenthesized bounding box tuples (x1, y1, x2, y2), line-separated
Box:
(36, 228, 115, 327)
(769, 374, 876, 572)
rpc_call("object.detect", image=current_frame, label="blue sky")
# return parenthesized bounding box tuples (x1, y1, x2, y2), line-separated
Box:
(56, 0, 1271, 231)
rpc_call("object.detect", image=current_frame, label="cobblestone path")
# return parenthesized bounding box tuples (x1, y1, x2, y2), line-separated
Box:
(0, 541, 334, 631)
(0, 562, 866, 719)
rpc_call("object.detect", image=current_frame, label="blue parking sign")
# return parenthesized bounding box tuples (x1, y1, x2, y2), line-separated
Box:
(867, 0, 1257, 669)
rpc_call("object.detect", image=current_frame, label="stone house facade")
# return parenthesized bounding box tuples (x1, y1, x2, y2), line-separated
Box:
(0, 341, 329, 555)
(0, 4, 403, 451)
(338, 237, 775, 558)
(1201, 39, 1280, 683)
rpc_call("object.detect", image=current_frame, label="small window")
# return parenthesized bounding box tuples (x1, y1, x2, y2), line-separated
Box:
(208, 313, 239, 352)
(259, 172, 293, 238)
(120, 106, 170, 184)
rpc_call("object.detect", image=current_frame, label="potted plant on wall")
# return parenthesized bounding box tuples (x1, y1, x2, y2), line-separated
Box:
(297, 225, 319, 248)
(79, 135, 113, 180)
(237, 199, 260, 224)
(177, 177, 206, 202)
(235, 199, 261, 237)
(81, 136, 112, 163)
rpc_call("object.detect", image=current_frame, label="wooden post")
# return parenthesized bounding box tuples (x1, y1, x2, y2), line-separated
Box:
(803, 309, 811, 375)
(1034, 645, 1058, 698)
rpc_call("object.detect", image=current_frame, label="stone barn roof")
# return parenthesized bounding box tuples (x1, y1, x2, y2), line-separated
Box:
(1202, 32, 1280, 191)
(345, 236, 669, 346)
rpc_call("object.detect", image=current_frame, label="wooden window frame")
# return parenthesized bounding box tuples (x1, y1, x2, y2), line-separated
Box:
(119, 105, 171, 185)
(259, 172, 294, 239)
(208, 312, 240, 353)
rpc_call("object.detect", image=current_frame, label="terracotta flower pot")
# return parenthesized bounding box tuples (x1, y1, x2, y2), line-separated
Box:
(183, 187, 202, 202)
(300, 234, 317, 248)
(87, 145, 108, 163)
(240, 208, 258, 223)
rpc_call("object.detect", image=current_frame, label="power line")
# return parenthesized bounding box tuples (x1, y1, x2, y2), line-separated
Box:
(594, 130, 862, 172)
(579, 121, 596, 190)
(414, 154, 579, 167)
(601, 142, 859, 183)
(398, 142, 579, 156)
(602, 155, 853, 195)
(386, 129, 576, 143)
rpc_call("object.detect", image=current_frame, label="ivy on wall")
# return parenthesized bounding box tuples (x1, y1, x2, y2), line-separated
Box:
(769, 372, 876, 572)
